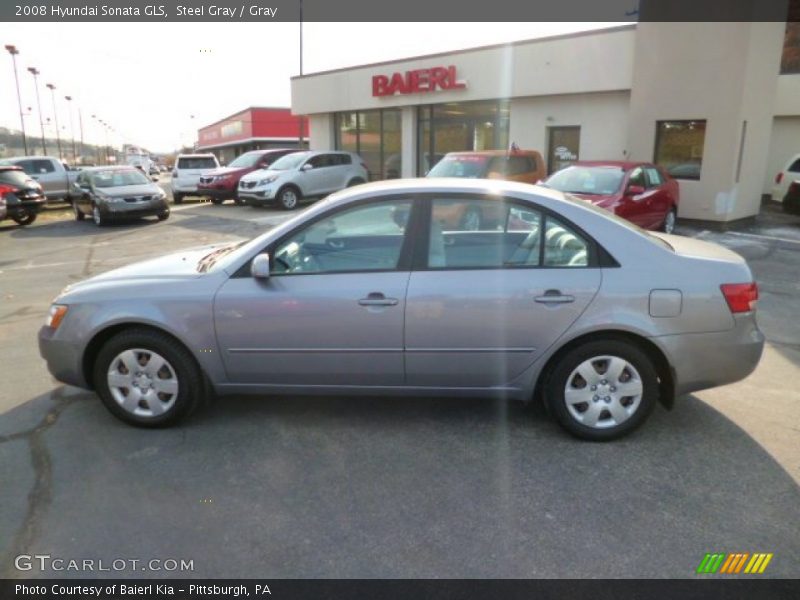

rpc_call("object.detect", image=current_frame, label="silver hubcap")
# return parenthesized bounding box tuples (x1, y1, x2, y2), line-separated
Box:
(463, 209, 481, 231)
(664, 210, 676, 233)
(564, 355, 643, 429)
(93, 206, 100, 225)
(282, 190, 297, 209)
(107, 348, 179, 418)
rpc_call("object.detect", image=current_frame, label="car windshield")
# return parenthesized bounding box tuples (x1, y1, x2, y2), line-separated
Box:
(227, 153, 262, 169)
(427, 155, 490, 178)
(545, 166, 625, 195)
(268, 153, 309, 171)
(0, 170, 33, 187)
(91, 169, 151, 188)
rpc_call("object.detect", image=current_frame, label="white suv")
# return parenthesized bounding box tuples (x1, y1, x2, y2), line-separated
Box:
(171, 153, 220, 204)
(772, 153, 800, 203)
(238, 151, 368, 210)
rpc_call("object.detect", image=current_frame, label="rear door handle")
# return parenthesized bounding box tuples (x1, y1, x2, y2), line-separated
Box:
(534, 290, 575, 304)
(358, 292, 399, 307)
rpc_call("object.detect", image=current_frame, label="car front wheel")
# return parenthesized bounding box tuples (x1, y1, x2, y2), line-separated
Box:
(662, 207, 677, 234)
(545, 339, 658, 441)
(92, 204, 105, 227)
(93, 328, 203, 427)
(278, 186, 300, 210)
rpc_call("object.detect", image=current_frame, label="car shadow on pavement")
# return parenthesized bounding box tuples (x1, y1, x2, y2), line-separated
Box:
(1, 387, 799, 579)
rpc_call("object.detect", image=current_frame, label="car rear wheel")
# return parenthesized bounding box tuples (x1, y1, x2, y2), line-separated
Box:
(662, 207, 677, 234)
(93, 328, 203, 427)
(74, 202, 85, 221)
(278, 186, 300, 210)
(157, 211, 169, 221)
(11, 210, 37, 226)
(92, 205, 105, 227)
(545, 339, 658, 441)
(173, 193, 183, 204)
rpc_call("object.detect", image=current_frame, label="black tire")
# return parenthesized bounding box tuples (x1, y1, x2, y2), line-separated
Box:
(277, 186, 301, 210)
(157, 211, 169, 221)
(92, 204, 105, 227)
(11, 210, 37, 226)
(74, 202, 85, 221)
(173, 193, 183, 204)
(347, 178, 365, 187)
(93, 328, 204, 428)
(544, 339, 659, 441)
(662, 207, 677, 234)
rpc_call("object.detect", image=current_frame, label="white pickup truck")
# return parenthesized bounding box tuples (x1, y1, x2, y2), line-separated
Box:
(0, 155, 81, 203)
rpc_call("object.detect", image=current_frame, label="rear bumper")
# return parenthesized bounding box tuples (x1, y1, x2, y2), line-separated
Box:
(172, 182, 200, 193)
(655, 314, 765, 396)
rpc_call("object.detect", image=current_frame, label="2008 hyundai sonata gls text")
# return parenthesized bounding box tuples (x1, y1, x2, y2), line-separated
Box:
(38, 179, 764, 440)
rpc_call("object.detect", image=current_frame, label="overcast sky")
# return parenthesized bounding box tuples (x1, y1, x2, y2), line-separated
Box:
(1, 22, 625, 153)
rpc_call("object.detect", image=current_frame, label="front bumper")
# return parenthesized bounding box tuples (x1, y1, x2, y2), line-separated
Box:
(239, 188, 276, 205)
(99, 199, 169, 220)
(655, 314, 765, 396)
(39, 325, 89, 389)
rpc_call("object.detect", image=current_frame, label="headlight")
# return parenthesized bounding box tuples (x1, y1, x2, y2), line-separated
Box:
(214, 174, 232, 182)
(46, 304, 68, 329)
(258, 175, 278, 186)
(154, 191, 167, 201)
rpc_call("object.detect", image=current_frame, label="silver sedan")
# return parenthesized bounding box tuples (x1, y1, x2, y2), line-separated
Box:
(38, 179, 764, 440)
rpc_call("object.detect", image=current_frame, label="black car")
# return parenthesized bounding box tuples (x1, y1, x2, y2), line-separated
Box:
(0, 166, 47, 226)
(71, 166, 170, 227)
(784, 180, 800, 215)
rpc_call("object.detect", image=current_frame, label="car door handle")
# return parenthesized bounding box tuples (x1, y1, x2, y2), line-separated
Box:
(534, 290, 575, 304)
(358, 292, 399, 307)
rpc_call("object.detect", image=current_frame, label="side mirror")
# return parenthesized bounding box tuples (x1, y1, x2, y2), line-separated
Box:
(251, 253, 271, 279)
(301, 163, 313, 171)
(626, 184, 645, 196)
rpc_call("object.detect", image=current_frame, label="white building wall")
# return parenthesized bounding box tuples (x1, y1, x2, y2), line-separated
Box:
(509, 91, 630, 167)
(307, 114, 333, 151)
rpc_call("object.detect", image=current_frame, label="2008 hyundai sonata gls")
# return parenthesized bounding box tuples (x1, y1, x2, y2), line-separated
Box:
(38, 179, 764, 440)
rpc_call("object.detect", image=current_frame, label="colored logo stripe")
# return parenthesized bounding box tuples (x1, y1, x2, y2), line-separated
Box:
(697, 553, 773, 574)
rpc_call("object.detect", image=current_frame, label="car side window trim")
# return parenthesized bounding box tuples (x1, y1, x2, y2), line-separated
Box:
(231, 194, 423, 279)
(411, 192, 613, 272)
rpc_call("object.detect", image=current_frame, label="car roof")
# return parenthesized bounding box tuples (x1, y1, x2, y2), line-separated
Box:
(444, 150, 540, 158)
(81, 166, 138, 171)
(569, 160, 652, 170)
(176, 153, 216, 158)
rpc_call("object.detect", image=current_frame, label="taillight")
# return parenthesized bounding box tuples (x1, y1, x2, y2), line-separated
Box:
(775, 172, 783, 184)
(0, 184, 15, 201)
(720, 282, 758, 313)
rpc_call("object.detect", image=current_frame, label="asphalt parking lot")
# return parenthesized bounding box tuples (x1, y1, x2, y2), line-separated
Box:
(1, 190, 799, 578)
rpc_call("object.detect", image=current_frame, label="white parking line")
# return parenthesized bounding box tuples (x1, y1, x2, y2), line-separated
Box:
(724, 231, 800, 246)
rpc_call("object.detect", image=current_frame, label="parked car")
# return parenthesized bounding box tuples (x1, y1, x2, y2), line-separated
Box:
(543, 161, 680, 233)
(197, 149, 299, 205)
(70, 166, 170, 226)
(424, 150, 546, 229)
(149, 164, 160, 177)
(0, 156, 79, 203)
(772, 153, 800, 203)
(666, 161, 702, 180)
(171, 153, 220, 204)
(0, 165, 47, 226)
(783, 180, 800, 214)
(38, 178, 763, 440)
(238, 151, 368, 210)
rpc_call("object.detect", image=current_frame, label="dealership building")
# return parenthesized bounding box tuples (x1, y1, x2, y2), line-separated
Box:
(291, 22, 800, 224)
(196, 107, 308, 165)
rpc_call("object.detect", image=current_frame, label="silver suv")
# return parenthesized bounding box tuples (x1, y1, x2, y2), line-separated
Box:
(238, 151, 368, 210)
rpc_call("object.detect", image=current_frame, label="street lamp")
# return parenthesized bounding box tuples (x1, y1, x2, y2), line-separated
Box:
(46, 83, 63, 160)
(64, 95, 77, 162)
(5, 44, 28, 155)
(27, 66, 46, 155)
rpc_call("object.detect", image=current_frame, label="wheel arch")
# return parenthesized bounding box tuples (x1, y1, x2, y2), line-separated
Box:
(532, 329, 676, 411)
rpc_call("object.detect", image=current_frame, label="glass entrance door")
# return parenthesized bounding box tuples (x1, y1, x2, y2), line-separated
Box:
(547, 126, 581, 175)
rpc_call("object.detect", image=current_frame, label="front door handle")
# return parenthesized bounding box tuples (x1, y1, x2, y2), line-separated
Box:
(358, 292, 399, 307)
(534, 290, 575, 304)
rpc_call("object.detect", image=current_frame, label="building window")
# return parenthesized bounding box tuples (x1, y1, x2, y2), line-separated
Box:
(654, 120, 706, 181)
(417, 99, 511, 176)
(334, 109, 401, 181)
(781, 0, 800, 74)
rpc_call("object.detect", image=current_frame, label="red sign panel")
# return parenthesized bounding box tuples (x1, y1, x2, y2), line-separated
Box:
(372, 66, 467, 97)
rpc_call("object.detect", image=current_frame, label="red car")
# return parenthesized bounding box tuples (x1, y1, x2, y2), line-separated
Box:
(543, 161, 679, 233)
(197, 148, 298, 205)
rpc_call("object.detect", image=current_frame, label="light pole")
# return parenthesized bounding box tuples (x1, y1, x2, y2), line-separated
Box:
(64, 95, 77, 162)
(5, 45, 28, 155)
(27, 67, 46, 155)
(46, 83, 63, 160)
(78, 107, 84, 163)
